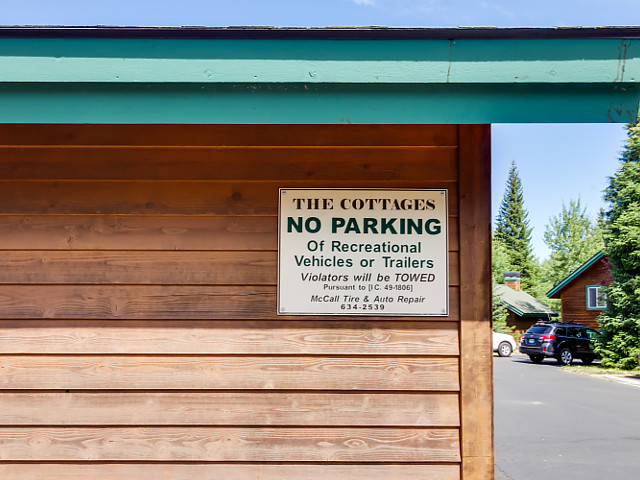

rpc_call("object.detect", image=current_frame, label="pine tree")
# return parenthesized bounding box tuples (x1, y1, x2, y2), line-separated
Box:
(491, 237, 513, 284)
(494, 161, 538, 291)
(492, 285, 513, 334)
(543, 198, 603, 288)
(596, 121, 640, 370)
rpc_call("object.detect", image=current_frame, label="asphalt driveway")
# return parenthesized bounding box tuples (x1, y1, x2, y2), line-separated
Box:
(494, 354, 640, 480)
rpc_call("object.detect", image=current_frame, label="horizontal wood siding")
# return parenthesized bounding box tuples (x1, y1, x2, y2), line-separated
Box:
(0, 356, 460, 390)
(0, 146, 458, 180)
(0, 320, 459, 354)
(0, 124, 465, 479)
(0, 464, 461, 480)
(0, 180, 459, 216)
(0, 215, 459, 251)
(0, 286, 461, 319)
(0, 427, 460, 462)
(0, 392, 460, 426)
(560, 260, 611, 328)
(0, 250, 460, 285)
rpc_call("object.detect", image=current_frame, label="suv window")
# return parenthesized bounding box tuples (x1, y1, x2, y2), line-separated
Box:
(554, 327, 566, 336)
(567, 327, 585, 338)
(528, 325, 552, 334)
(586, 329, 601, 340)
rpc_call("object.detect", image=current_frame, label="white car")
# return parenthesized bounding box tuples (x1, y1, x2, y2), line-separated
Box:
(493, 331, 517, 357)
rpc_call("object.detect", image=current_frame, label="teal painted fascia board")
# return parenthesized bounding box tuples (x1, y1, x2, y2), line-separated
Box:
(1, 36, 638, 124)
(547, 251, 605, 299)
(0, 83, 638, 124)
(0, 38, 637, 85)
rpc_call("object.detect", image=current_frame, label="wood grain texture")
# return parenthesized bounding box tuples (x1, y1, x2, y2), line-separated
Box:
(457, 125, 494, 480)
(0, 251, 277, 285)
(0, 356, 460, 391)
(0, 250, 460, 286)
(0, 320, 460, 355)
(0, 181, 459, 216)
(0, 124, 459, 146)
(0, 392, 460, 426)
(0, 427, 460, 462)
(0, 123, 468, 480)
(0, 464, 461, 480)
(0, 146, 457, 181)
(558, 260, 610, 329)
(0, 285, 460, 320)
(0, 285, 273, 319)
(0, 215, 278, 251)
(0, 215, 459, 251)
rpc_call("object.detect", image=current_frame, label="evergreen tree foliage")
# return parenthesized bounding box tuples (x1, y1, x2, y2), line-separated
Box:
(494, 161, 538, 291)
(492, 239, 516, 332)
(543, 198, 603, 289)
(491, 237, 513, 284)
(596, 121, 640, 370)
(492, 285, 513, 334)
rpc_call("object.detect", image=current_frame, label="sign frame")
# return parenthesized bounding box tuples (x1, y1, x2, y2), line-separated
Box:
(277, 188, 449, 316)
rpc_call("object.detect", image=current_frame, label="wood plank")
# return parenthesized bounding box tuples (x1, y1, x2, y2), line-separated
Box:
(0, 216, 278, 251)
(0, 356, 459, 391)
(0, 427, 460, 462)
(0, 251, 277, 285)
(0, 181, 459, 216)
(457, 124, 494, 480)
(0, 392, 460, 426)
(0, 320, 460, 355)
(0, 124, 459, 146)
(0, 146, 457, 180)
(0, 285, 460, 319)
(557, 263, 609, 328)
(0, 215, 460, 251)
(0, 285, 272, 319)
(0, 464, 461, 480)
(0, 251, 460, 286)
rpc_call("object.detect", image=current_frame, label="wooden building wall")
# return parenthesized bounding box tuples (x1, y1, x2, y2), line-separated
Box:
(0, 124, 492, 479)
(559, 260, 611, 329)
(505, 311, 541, 335)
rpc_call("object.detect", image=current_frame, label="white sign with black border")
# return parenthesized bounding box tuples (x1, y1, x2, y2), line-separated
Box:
(278, 189, 448, 316)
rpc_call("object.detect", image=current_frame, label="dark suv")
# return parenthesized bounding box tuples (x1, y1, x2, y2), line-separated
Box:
(520, 322, 601, 365)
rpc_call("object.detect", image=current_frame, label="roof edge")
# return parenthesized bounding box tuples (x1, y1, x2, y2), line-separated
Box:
(546, 251, 605, 298)
(500, 300, 557, 317)
(1, 25, 640, 40)
(495, 283, 557, 317)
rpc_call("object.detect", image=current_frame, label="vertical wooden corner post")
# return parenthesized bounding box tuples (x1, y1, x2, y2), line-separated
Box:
(458, 124, 494, 479)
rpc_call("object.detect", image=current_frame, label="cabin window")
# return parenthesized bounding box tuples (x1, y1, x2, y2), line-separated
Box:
(586, 285, 607, 310)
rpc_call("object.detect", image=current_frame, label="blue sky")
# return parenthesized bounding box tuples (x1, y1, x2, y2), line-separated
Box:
(4, 0, 640, 28)
(3, 1, 637, 259)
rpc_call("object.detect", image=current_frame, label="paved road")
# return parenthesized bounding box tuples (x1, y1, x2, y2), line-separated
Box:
(494, 354, 640, 480)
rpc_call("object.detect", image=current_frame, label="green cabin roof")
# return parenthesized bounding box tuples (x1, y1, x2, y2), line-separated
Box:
(495, 283, 557, 318)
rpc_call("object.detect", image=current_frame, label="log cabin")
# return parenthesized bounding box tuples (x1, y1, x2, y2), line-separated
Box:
(495, 281, 557, 334)
(547, 251, 612, 329)
(0, 25, 638, 480)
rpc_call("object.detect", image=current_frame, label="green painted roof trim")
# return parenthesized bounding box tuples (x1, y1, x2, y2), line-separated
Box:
(1, 83, 636, 124)
(546, 251, 605, 299)
(0, 38, 637, 85)
(0, 28, 639, 124)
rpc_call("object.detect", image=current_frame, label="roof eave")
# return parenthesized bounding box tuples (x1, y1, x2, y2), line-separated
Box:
(546, 251, 605, 298)
(1, 25, 640, 40)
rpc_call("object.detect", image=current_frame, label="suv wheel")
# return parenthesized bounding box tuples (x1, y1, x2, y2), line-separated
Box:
(557, 348, 574, 365)
(497, 342, 513, 357)
(528, 354, 544, 363)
